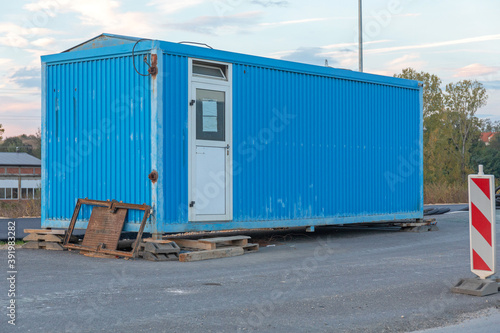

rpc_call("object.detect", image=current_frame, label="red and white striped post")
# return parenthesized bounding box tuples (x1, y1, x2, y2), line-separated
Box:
(468, 165, 496, 279)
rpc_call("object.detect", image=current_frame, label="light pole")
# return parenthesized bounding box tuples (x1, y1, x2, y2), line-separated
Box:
(358, 0, 363, 72)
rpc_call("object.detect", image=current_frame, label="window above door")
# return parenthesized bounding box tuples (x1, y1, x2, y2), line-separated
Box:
(192, 60, 228, 81)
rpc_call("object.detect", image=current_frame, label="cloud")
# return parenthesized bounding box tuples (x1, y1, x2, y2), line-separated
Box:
(0, 94, 40, 137)
(166, 11, 263, 34)
(320, 40, 391, 53)
(0, 23, 58, 47)
(258, 12, 418, 28)
(0, 58, 13, 67)
(270, 40, 391, 62)
(388, 54, 426, 69)
(251, 1, 289, 7)
(260, 17, 329, 27)
(147, 0, 206, 14)
(9, 67, 41, 89)
(454, 64, 500, 78)
(24, 0, 154, 35)
(280, 47, 339, 67)
(312, 40, 392, 71)
(481, 81, 500, 90)
(31, 37, 56, 47)
(367, 54, 427, 77)
(365, 34, 500, 55)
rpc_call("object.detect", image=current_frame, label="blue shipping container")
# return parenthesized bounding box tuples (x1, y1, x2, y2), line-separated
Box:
(41, 34, 423, 233)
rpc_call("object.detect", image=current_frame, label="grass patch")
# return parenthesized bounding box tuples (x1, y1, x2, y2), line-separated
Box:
(0, 240, 25, 245)
(424, 182, 468, 204)
(0, 199, 41, 218)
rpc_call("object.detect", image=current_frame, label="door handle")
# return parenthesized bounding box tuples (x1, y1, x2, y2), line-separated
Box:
(226, 144, 230, 156)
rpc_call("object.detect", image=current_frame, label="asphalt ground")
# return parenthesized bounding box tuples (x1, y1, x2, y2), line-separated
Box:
(0, 208, 499, 332)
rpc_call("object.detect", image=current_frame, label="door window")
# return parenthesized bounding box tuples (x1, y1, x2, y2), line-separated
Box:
(196, 89, 225, 141)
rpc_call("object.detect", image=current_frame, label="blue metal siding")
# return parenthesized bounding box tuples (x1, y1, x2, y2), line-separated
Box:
(41, 37, 422, 233)
(231, 64, 422, 223)
(42, 54, 152, 228)
(160, 53, 189, 228)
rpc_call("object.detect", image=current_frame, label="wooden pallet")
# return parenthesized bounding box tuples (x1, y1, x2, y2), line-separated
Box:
(179, 247, 244, 262)
(22, 229, 77, 251)
(138, 241, 181, 261)
(242, 243, 260, 253)
(22, 241, 65, 251)
(168, 235, 259, 262)
(24, 228, 65, 235)
(167, 235, 251, 251)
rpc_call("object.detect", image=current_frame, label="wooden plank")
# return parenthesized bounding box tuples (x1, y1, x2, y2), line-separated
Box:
(63, 243, 135, 258)
(167, 239, 215, 250)
(83, 252, 118, 259)
(179, 247, 244, 262)
(24, 229, 66, 235)
(142, 238, 173, 244)
(198, 236, 250, 247)
(22, 241, 41, 249)
(139, 252, 179, 261)
(43, 242, 65, 251)
(242, 243, 259, 253)
(143, 242, 180, 254)
(23, 234, 64, 242)
(198, 236, 251, 243)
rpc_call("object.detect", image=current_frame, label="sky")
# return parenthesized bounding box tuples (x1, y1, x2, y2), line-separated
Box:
(0, 0, 499, 137)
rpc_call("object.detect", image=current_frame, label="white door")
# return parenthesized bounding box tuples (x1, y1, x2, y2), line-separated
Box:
(189, 80, 232, 222)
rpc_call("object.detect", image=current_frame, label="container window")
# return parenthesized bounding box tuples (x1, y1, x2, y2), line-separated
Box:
(196, 89, 225, 141)
(0, 188, 4, 199)
(193, 61, 227, 80)
(5, 188, 11, 199)
(21, 188, 28, 199)
(12, 188, 18, 199)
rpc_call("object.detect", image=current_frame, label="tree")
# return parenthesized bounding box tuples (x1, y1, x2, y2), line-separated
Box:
(443, 80, 488, 181)
(394, 70, 488, 185)
(32, 128, 41, 159)
(0, 137, 29, 153)
(471, 135, 500, 179)
(0, 131, 41, 157)
(394, 68, 443, 117)
(480, 118, 500, 132)
(0, 124, 4, 141)
(395, 68, 449, 183)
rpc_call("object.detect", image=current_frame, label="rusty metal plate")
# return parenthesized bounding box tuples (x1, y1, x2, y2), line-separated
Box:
(81, 207, 127, 251)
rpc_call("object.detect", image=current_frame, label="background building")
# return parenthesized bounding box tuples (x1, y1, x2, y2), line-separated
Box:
(0, 152, 41, 201)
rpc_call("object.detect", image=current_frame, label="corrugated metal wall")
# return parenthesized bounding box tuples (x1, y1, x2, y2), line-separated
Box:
(161, 53, 189, 228)
(42, 41, 421, 231)
(157, 57, 421, 228)
(231, 64, 421, 222)
(43, 54, 152, 225)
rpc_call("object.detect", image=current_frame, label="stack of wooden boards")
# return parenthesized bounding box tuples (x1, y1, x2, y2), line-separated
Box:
(138, 239, 181, 261)
(137, 235, 259, 262)
(167, 235, 259, 262)
(21, 229, 259, 262)
(22, 229, 78, 251)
